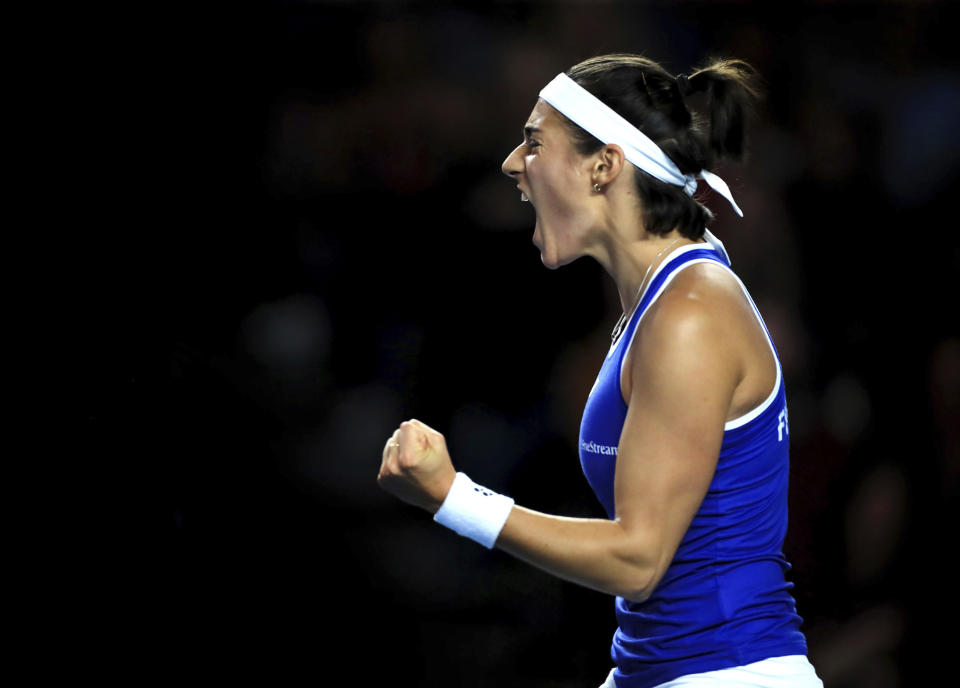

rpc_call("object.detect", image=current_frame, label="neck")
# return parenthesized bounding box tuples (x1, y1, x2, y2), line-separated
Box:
(581, 179, 698, 314)
(593, 231, 695, 315)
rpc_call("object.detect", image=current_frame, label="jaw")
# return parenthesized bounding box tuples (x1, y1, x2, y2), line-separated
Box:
(533, 212, 594, 270)
(532, 216, 556, 269)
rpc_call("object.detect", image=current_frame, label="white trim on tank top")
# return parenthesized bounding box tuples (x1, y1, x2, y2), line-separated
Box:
(617, 251, 782, 432)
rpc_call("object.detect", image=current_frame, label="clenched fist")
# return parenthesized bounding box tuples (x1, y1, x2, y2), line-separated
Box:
(377, 419, 457, 514)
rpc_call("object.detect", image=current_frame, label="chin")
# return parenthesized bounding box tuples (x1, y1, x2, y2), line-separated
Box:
(539, 248, 577, 270)
(540, 253, 561, 270)
(536, 240, 560, 269)
(534, 225, 561, 269)
(534, 220, 581, 270)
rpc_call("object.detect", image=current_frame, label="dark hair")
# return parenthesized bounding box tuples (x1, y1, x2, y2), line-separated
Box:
(562, 54, 760, 239)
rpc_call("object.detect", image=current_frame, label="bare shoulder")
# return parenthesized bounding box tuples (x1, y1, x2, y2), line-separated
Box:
(622, 262, 749, 401)
(661, 261, 750, 319)
(640, 262, 748, 353)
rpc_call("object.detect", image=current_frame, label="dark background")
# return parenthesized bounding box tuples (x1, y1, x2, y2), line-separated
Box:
(95, 2, 957, 685)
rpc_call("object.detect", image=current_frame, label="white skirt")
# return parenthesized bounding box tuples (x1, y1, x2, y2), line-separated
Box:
(598, 655, 824, 688)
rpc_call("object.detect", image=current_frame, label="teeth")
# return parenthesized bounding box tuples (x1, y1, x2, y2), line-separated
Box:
(520, 192, 529, 202)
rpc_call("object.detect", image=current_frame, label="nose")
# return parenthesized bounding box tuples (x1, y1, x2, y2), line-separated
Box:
(501, 142, 524, 179)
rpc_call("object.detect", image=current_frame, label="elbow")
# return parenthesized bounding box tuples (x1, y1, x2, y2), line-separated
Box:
(623, 587, 652, 604)
(618, 566, 660, 603)
(611, 543, 666, 602)
(606, 520, 671, 602)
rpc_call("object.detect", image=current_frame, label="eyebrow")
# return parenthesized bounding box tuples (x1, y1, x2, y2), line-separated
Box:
(524, 125, 541, 137)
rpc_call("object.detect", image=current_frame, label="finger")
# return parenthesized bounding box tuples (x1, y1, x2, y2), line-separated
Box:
(382, 428, 400, 454)
(378, 445, 391, 481)
(397, 422, 428, 467)
(406, 418, 433, 434)
(389, 430, 402, 469)
(380, 429, 401, 477)
(408, 417, 443, 445)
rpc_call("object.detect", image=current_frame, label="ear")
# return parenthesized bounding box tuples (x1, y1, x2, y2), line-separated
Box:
(591, 143, 626, 187)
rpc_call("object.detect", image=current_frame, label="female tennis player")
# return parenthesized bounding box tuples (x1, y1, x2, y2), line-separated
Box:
(378, 54, 822, 688)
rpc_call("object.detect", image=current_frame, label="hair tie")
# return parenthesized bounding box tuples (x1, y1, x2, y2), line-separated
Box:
(676, 73, 691, 97)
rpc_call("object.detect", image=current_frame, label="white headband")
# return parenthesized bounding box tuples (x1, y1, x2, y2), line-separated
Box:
(539, 73, 743, 218)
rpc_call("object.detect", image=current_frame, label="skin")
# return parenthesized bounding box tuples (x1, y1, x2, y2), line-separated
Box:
(377, 99, 777, 602)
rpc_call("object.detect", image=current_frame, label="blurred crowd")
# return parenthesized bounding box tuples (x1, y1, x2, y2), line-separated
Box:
(111, 2, 959, 686)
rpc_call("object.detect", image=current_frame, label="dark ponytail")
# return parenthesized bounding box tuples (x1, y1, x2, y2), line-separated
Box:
(685, 59, 760, 160)
(561, 54, 761, 239)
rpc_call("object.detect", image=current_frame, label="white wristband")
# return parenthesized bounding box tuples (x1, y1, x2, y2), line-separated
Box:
(433, 472, 515, 549)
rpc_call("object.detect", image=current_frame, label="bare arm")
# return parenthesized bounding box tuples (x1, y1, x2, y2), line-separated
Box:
(496, 292, 738, 600)
(378, 289, 739, 601)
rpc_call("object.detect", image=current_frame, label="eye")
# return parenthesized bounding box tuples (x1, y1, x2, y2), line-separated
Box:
(525, 139, 541, 151)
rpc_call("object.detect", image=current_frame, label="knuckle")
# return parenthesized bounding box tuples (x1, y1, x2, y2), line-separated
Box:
(398, 451, 421, 471)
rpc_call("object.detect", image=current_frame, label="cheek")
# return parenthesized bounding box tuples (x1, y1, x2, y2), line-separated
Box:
(543, 179, 590, 231)
(534, 165, 578, 214)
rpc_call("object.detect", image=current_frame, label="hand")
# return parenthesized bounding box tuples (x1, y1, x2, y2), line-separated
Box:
(377, 419, 457, 514)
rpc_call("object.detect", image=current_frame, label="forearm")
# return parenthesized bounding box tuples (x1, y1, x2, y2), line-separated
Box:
(379, 421, 670, 601)
(495, 505, 660, 602)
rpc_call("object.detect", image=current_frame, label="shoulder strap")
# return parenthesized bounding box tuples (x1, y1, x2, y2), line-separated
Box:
(618, 246, 727, 351)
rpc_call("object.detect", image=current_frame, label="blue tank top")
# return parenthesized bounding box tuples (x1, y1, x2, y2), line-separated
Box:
(578, 240, 807, 688)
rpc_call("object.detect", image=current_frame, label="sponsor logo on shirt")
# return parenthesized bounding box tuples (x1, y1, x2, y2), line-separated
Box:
(581, 440, 618, 456)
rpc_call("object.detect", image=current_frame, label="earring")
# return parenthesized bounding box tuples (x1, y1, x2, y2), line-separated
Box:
(593, 183, 601, 193)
